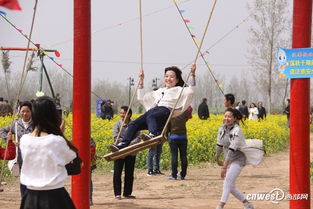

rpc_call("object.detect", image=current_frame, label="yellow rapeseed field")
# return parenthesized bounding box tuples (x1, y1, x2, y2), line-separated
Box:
(64, 113, 290, 170)
(0, 113, 292, 172)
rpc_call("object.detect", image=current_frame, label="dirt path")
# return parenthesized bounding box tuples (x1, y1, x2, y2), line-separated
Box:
(1, 135, 313, 209)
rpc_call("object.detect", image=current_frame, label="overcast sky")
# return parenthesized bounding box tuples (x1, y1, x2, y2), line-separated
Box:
(0, 0, 293, 88)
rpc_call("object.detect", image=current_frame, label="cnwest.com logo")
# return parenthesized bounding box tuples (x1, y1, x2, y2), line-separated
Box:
(246, 188, 309, 204)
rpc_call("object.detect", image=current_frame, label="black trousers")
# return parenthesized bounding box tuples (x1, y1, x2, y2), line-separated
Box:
(113, 155, 136, 196)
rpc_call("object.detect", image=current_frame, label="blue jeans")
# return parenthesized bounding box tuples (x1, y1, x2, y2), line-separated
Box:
(121, 106, 170, 145)
(147, 144, 163, 171)
(169, 138, 188, 178)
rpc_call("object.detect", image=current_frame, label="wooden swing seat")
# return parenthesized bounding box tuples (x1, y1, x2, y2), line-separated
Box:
(104, 135, 167, 161)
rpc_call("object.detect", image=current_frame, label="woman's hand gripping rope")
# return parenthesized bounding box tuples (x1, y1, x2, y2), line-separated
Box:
(139, 69, 144, 87)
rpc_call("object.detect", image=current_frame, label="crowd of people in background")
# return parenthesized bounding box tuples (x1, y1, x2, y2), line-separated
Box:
(0, 97, 13, 117)
(198, 96, 268, 123)
(0, 84, 311, 209)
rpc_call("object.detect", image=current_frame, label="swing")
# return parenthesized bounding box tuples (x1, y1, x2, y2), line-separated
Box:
(103, 0, 218, 161)
(104, 135, 166, 161)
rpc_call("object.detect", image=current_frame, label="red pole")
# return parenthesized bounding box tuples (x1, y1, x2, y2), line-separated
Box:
(290, 0, 311, 209)
(72, 0, 91, 208)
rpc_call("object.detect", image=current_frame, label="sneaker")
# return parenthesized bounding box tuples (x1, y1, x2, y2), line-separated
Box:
(177, 174, 185, 180)
(147, 170, 156, 176)
(123, 195, 136, 199)
(154, 170, 164, 175)
(115, 195, 122, 200)
(108, 144, 119, 152)
(140, 133, 155, 141)
(168, 176, 177, 180)
(216, 205, 223, 209)
(244, 202, 254, 209)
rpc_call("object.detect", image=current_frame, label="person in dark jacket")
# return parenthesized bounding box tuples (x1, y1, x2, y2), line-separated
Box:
(238, 100, 249, 120)
(0, 98, 13, 117)
(167, 108, 191, 180)
(101, 100, 114, 120)
(257, 102, 267, 121)
(198, 98, 209, 120)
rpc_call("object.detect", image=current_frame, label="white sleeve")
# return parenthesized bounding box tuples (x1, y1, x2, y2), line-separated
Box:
(215, 126, 224, 157)
(228, 127, 245, 151)
(55, 137, 77, 165)
(137, 88, 156, 111)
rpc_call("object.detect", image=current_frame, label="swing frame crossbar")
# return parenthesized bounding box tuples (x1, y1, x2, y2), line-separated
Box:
(0, 46, 57, 52)
(0, 46, 57, 99)
(104, 135, 167, 161)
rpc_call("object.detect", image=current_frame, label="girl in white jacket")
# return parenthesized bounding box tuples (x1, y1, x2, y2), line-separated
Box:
(248, 103, 259, 121)
(19, 96, 77, 209)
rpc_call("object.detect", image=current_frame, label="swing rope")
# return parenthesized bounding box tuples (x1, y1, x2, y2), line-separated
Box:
(178, 11, 256, 75)
(173, 0, 224, 95)
(161, 0, 219, 136)
(113, 0, 145, 144)
(0, 0, 39, 190)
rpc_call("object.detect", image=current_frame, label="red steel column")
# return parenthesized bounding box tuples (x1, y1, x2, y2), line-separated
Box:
(290, 0, 311, 209)
(72, 0, 91, 208)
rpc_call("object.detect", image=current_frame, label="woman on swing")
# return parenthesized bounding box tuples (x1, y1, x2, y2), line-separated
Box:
(109, 64, 196, 152)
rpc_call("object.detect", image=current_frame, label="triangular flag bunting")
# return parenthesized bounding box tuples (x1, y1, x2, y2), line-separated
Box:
(0, 0, 21, 11)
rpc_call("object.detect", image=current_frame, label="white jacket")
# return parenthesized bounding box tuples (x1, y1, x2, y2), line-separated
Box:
(137, 86, 195, 117)
(248, 107, 259, 121)
(20, 134, 76, 190)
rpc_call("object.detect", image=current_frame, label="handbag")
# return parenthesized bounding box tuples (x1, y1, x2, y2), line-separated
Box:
(8, 122, 19, 177)
(240, 139, 265, 167)
(65, 153, 82, 175)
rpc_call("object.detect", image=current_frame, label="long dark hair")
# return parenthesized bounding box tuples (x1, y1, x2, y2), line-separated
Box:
(225, 107, 244, 126)
(164, 66, 185, 87)
(32, 96, 77, 152)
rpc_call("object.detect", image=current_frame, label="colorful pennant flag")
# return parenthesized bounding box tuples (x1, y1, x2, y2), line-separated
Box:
(54, 51, 60, 57)
(0, 0, 21, 11)
(0, 10, 6, 15)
